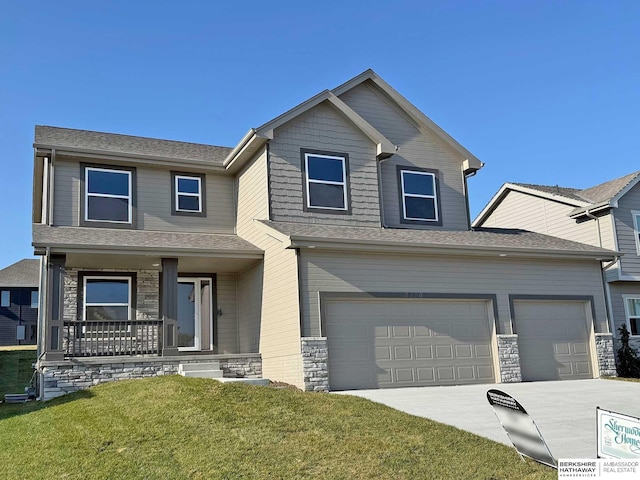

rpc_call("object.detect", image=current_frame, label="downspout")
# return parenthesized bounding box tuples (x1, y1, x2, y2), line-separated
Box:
(584, 208, 603, 248)
(376, 152, 395, 228)
(464, 168, 479, 230)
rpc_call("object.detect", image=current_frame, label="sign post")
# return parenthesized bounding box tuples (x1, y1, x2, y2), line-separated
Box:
(487, 389, 557, 468)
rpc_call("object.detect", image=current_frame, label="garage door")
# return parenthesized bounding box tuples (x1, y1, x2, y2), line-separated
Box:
(325, 298, 496, 390)
(513, 300, 593, 381)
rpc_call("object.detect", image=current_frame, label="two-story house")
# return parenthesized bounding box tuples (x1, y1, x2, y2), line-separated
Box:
(0, 259, 39, 346)
(34, 70, 619, 400)
(474, 172, 640, 358)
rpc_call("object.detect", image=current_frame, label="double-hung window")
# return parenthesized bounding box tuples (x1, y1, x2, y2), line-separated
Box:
(84, 166, 133, 224)
(625, 297, 640, 336)
(303, 151, 349, 212)
(399, 167, 440, 224)
(633, 211, 640, 255)
(83, 277, 132, 321)
(0, 290, 9, 307)
(172, 172, 205, 216)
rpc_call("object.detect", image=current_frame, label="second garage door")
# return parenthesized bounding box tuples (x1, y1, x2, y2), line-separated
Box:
(325, 298, 496, 390)
(513, 300, 594, 381)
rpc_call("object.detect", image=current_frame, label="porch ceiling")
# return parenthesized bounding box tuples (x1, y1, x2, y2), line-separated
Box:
(65, 253, 261, 273)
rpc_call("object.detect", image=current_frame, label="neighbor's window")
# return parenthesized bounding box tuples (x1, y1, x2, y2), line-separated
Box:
(634, 212, 640, 255)
(85, 166, 132, 224)
(399, 168, 440, 223)
(0, 290, 9, 307)
(626, 297, 640, 336)
(303, 152, 348, 211)
(83, 277, 131, 321)
(30, 291, 39, 309)
(172, 173, 205, 216)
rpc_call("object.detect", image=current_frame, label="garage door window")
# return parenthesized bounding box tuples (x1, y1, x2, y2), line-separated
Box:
(625, 297, 640, 335)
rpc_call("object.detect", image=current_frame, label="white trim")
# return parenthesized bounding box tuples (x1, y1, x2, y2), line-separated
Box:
(400, 170, 438, 222)
(304, 153, 348, 211)
(82, 276, 132, 321)
(174, 175, 203, 213)
(622, 294, 640, 337)
(177, 277, 213, 352)
(84, 167, 132, 224)
(632, 210, 640, 256)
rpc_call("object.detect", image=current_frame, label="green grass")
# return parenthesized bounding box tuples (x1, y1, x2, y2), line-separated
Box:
(0, 376, 555, 479)
(0, 349, 36, 397)
(602, 375, 640, 383)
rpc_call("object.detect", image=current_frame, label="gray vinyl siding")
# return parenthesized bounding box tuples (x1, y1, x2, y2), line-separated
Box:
(608, 282, 640, 338)
(52, 158, 235, 233)
(236, 149, 304, 386)
(614, 184, 640, 276)
(52, 159, 80, 226)
(216, 274, 238, 353)
(480, 190, 601, 246)
(268, 102, 380, 226)
(339, 82, 469, 230)
(0, 287, 38, 346)
(299, 250, 609, 337)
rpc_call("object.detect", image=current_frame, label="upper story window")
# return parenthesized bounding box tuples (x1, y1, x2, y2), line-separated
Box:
(172, 172, 206, 217)
(625, 297, 640, 336)
(83, 276, 132, 321)
(83, 165, 134, 226)
(30, 291, 39, 309)
(398, 166, 441, 225)
(0, 290, 9, 307)
(633, 211, 640, 255)
(302, 150, 350, 213)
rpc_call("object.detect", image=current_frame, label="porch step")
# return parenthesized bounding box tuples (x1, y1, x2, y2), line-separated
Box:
(178, 361, 223, 379)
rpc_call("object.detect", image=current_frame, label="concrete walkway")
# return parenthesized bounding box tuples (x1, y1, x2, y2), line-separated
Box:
(336, 379, 640, 459)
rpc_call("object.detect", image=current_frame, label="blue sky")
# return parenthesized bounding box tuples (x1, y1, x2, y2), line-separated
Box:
(1, 1, 638, 268)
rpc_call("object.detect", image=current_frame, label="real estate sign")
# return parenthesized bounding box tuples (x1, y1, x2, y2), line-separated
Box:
(597, 407, 640, 459)
(487, 389, 556, 468)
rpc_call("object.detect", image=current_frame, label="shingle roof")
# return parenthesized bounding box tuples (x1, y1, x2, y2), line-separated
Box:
(0, 259, 39, 287)
(34, 126, 233, 165)
(33, 225, 262, 255)
(512, 171, 640, 205)
(259, 221, 617, 258)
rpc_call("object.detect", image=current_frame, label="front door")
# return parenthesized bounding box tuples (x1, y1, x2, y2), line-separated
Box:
(177, 278, 213, 351)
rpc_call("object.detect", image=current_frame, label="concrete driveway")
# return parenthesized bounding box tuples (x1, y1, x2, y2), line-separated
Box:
(336, 379, 640, 459)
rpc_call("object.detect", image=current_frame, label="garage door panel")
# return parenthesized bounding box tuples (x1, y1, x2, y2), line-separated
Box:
(514, 300, 593, 382)
(326, 298, 495, 390)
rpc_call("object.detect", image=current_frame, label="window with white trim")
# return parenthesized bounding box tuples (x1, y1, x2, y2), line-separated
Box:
(83, 277, 131, 321)
(172, 173, 205, 216)
(399, 168, 440, 223)
(84, 166, 132, 224)
(0, 290, 9, 307)
(303, 152, 349, 211)
(633, 212, 640, 255)
(625, 297, 640, 336)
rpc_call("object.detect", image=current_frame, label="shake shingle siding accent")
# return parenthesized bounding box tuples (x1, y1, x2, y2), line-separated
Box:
(615, 184, 640, 276)
(339, 82, 469, 230)
(268, 103, 380, 226)
(298, 251, 609, 337)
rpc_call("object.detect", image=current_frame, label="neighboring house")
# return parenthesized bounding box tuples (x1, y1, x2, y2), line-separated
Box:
(474, 172, 640, 357)
(0, 259, 39, 346)
(34, 69, 619, 400)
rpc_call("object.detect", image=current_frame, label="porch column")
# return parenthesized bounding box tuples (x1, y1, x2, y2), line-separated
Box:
(44, 254, 65, 361)
(161, 258, 179, 356)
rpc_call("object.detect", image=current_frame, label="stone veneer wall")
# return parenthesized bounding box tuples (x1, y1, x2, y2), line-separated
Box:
(40, 354, 262, 400)
(63, 268, 160, 320)
(301, 337, 329, 392)
(496, 335, 522, 383)
(595, 333, 617, 377)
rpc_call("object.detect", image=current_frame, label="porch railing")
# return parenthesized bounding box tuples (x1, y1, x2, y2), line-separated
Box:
(62, 320, 162, 357)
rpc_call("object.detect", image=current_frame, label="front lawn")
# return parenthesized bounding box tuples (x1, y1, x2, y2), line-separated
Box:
(0, 348, 36, 397)
(0, 376, 555, 479)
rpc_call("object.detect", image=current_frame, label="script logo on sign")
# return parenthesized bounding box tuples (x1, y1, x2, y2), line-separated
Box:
(598, 408, 640, 459)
